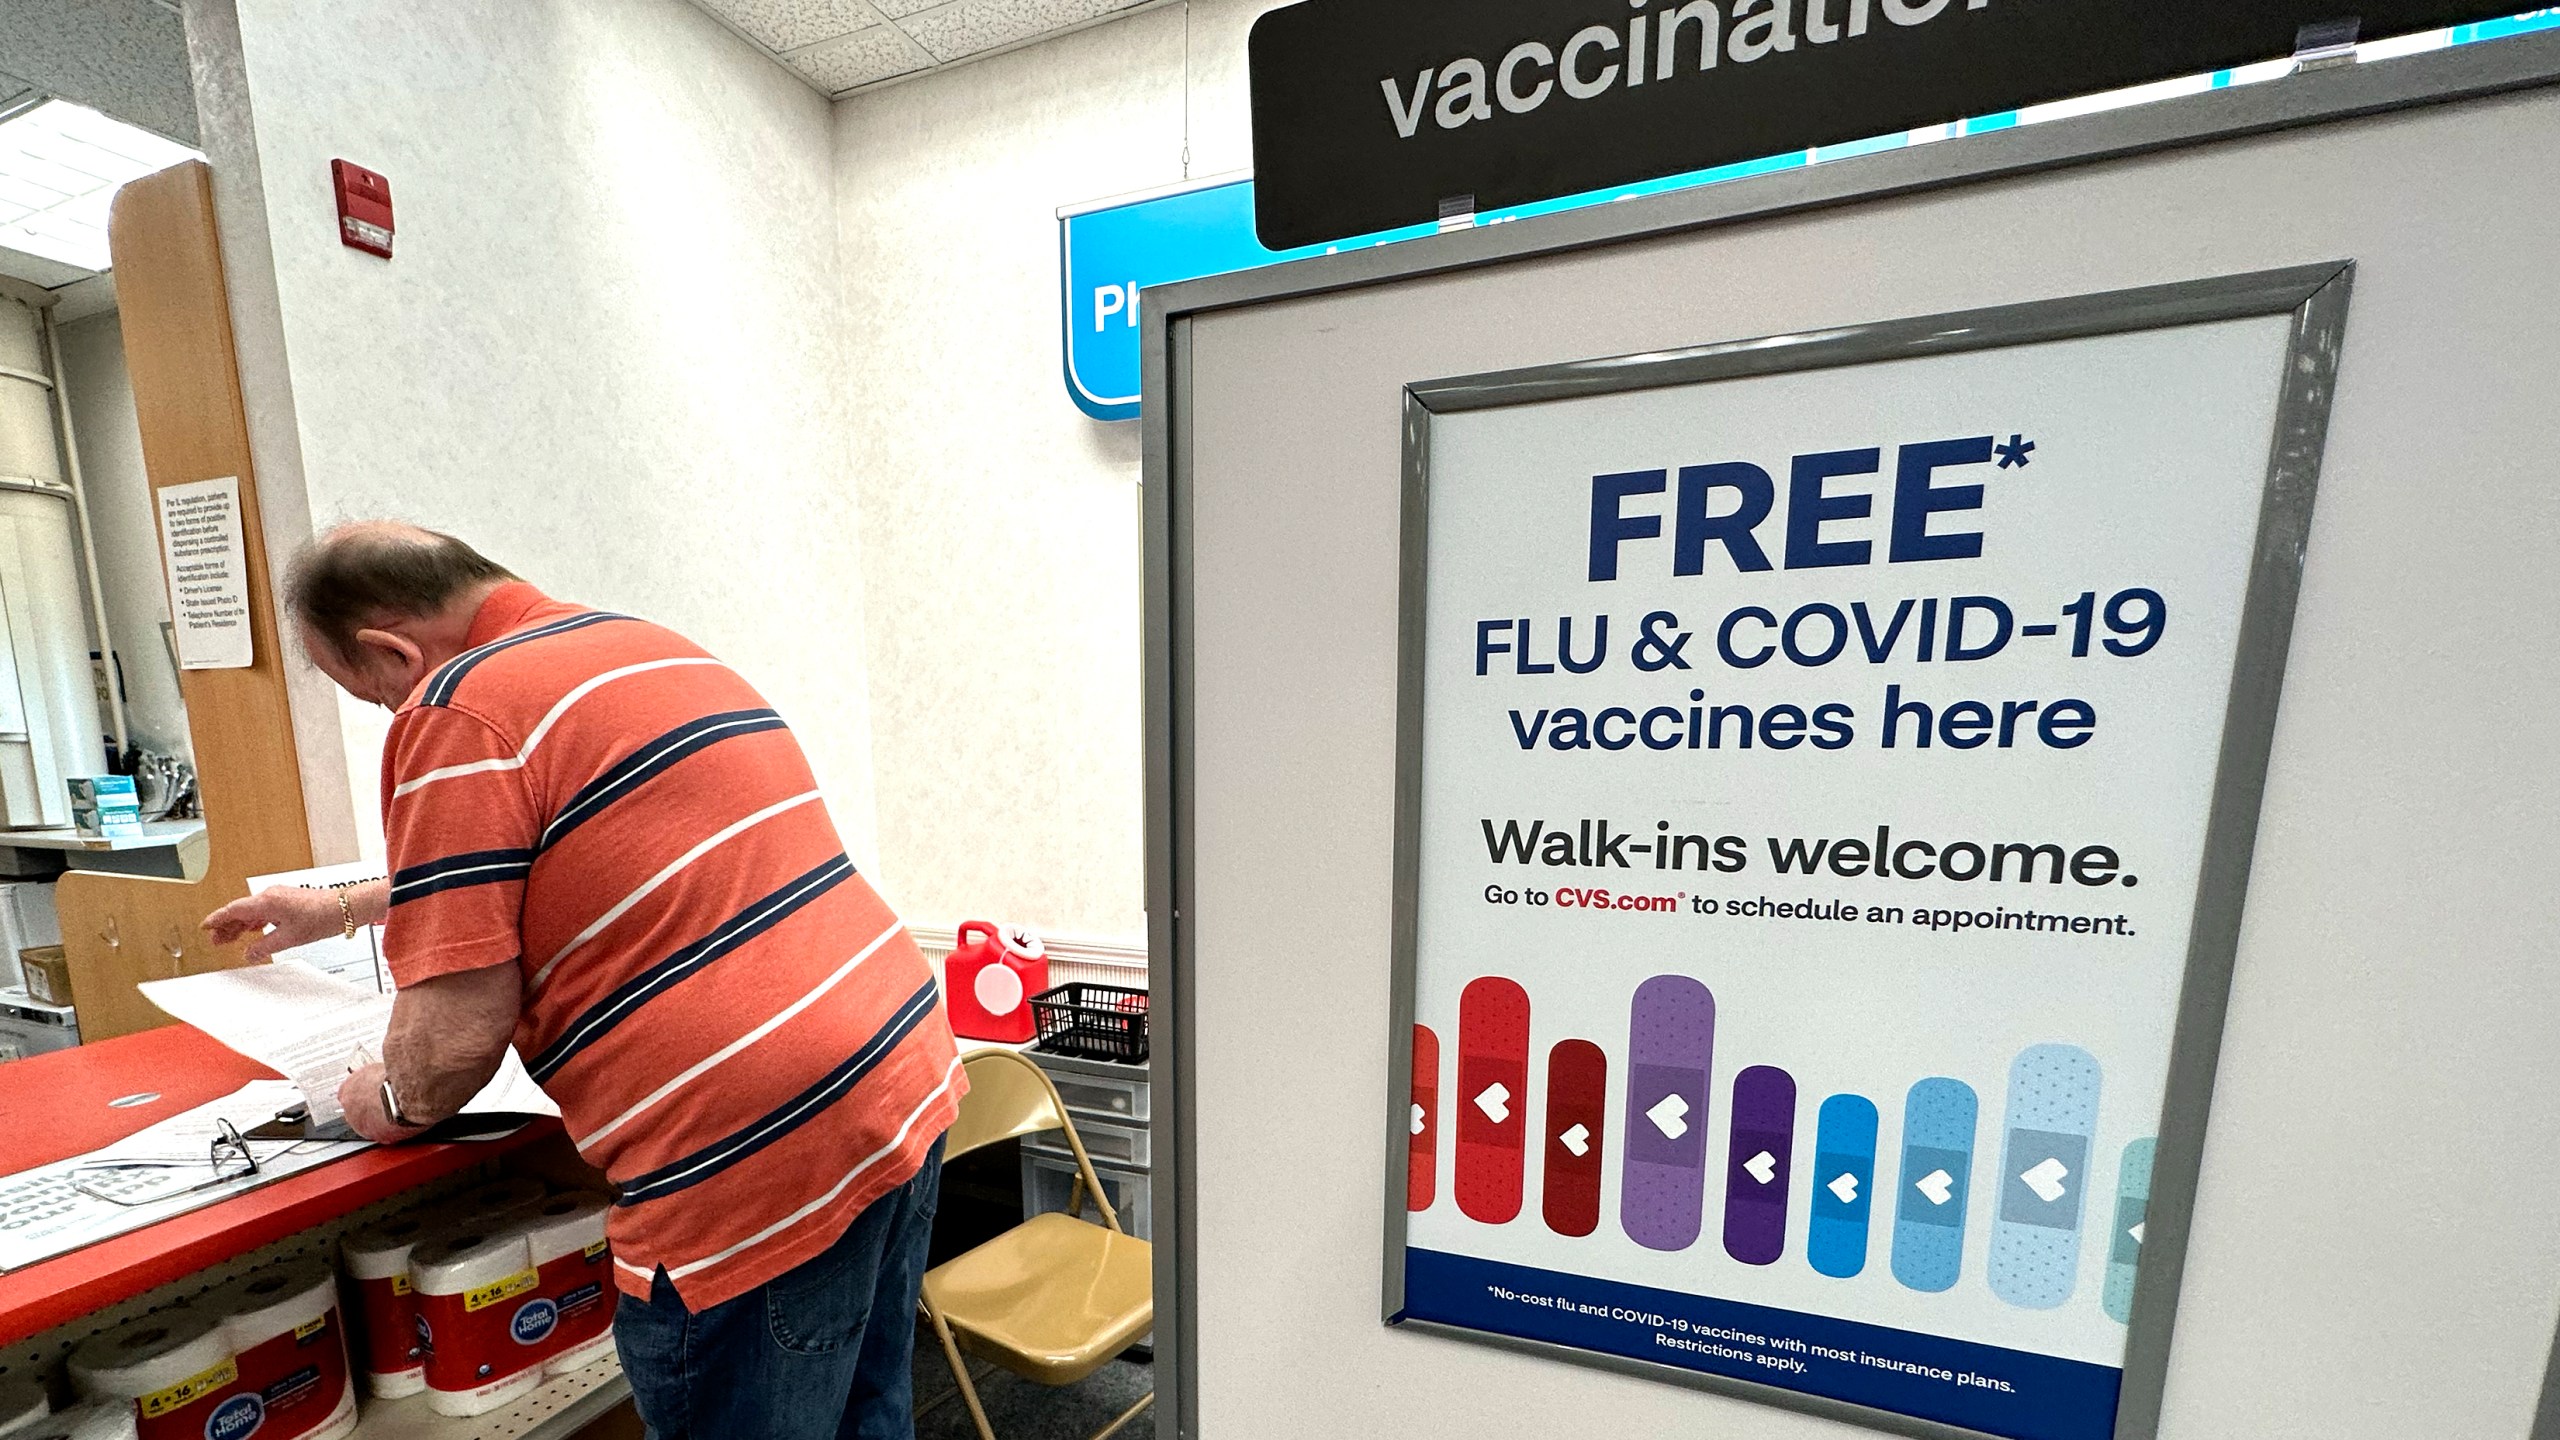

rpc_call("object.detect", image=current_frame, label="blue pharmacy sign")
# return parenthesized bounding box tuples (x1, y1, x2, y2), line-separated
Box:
(1058, 178, 1433, 421)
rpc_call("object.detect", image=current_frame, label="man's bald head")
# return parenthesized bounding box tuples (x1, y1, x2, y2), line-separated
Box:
(287, 522, 517, 664)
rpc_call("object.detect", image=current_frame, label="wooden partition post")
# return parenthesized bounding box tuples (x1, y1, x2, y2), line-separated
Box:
(57, 160, 317, 1041)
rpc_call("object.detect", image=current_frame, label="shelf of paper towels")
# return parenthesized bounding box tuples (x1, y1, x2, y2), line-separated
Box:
(343, 1181, 614, 1413)
(0, 1177, 616, 1439)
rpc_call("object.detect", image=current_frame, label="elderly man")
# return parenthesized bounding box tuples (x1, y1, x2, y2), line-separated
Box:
(205, 522, 963, 1440)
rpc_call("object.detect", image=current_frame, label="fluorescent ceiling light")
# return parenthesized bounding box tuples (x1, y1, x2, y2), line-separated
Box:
(0, 100, 201, 274)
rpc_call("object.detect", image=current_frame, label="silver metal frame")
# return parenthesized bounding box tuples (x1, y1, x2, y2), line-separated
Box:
(2537, 1309, 2560, 1440)
(1377, 263, 2351, 1440)
(1143, 30, 2560, 1440)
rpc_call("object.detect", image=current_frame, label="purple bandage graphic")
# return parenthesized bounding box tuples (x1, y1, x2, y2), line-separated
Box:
(1618, 975, 1714, 1252)
(1723, 1064, 1798, 1265)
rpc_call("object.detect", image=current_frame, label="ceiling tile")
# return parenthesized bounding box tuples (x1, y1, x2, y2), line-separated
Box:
(786, 25, 927, 93)
(0, 99, 197, 271)
(695, 0, 878, 53)
(895, 0, 1147, 63)
(0, 0, 197, 146)
(868, 0, 945, 18)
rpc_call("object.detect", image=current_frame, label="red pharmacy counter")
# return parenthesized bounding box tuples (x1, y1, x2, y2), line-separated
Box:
(0, 1025, 555, 1348)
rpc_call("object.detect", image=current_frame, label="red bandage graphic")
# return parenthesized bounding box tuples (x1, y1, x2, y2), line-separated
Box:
(1408, 1024, 1440, 1212)
(1455, 977, 1531, 1224)
(1542, 1039, 1608, 1237)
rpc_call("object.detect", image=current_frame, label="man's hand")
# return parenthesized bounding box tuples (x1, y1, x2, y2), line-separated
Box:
(339, 1062, 429, 1144)
(204, 887, 346, 962)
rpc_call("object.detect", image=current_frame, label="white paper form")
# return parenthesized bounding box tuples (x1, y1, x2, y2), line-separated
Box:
(245, 861, 388, 992)
(0, 1081, 366, 1271)
(139, 963, 559, 1128)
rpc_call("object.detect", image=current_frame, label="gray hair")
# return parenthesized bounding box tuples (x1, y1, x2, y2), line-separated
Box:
(285, 522, 517, 659)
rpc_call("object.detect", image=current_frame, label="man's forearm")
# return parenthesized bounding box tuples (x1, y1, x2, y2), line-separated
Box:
(383, 1022, 501, 1124)
(381, 963, 522, 1124)
(350, 877, 391, 928)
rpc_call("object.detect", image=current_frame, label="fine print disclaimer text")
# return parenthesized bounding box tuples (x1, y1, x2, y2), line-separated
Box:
(1480, 1282, 2022, 1395)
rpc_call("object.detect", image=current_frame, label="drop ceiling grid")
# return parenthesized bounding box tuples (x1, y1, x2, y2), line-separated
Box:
(0, 100, 199, 274)
(689, 0, 1167, 97)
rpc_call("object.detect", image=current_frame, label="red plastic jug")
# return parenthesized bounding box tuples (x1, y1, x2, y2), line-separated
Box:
(945, 920, 1048, 1043)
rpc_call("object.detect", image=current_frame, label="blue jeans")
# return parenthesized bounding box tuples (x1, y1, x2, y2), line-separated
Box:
(615, 1139, 944, 1440)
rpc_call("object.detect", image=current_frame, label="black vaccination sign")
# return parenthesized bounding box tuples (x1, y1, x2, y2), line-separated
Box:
(1248, 0, 2524, 248)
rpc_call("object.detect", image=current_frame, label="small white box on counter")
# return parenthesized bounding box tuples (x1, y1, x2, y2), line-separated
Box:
(66, 775, 142, 837)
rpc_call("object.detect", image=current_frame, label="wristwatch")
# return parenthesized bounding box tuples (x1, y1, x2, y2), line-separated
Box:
(380, 1074, 419, 1129)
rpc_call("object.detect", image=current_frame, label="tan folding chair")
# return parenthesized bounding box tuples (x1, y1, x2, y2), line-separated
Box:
(921, 1048, 1155, 1440)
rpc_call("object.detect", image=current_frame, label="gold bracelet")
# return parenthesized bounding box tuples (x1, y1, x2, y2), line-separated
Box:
(317, 877, 370, 939)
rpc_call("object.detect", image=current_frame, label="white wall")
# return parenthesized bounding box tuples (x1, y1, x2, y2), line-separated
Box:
(832, 0, 1278, 940)
(188, 0, 883, 872)
(56, 309, 191, 763)
(185, 0, 1265, 930)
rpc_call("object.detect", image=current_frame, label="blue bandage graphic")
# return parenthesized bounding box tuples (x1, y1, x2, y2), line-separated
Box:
(1807, 1093, 1879, 1279)
(1988, 1044, 2102, 1310)
(1890, 1077, 1978, 1293)
(2103, 1137, 2155, 1323)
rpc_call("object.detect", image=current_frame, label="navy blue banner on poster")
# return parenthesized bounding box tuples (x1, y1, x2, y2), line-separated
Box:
(1402, 1249, 2123, 1440)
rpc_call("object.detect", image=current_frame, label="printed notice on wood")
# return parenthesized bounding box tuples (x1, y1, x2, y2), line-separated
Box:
(158, 476, 253, 670)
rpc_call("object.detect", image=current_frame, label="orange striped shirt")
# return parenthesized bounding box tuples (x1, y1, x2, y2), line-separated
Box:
(378, 583, 963, 1309)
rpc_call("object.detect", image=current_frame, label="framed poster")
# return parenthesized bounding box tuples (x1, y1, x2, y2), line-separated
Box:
(1383, 265, 2353, 1440)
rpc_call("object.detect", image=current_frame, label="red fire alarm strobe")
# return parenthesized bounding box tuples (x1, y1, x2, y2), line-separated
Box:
(331, 159, 393, 257)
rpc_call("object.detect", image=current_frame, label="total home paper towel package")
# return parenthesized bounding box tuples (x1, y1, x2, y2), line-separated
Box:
(338, 1210, 438, 1399)
(67, 1308, 233, 1440)
(195, 1261, 356, 1440)
(66, 1254, 356, 1440)
(516, 1193, 614, 1377)
(403, 1184, 618, 1417)
(337, 1204, 448, 1393)
(25, 1173, 614, 1436)
(340, 1177, 554, 1401)
(408, 1224, 549, 1417)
